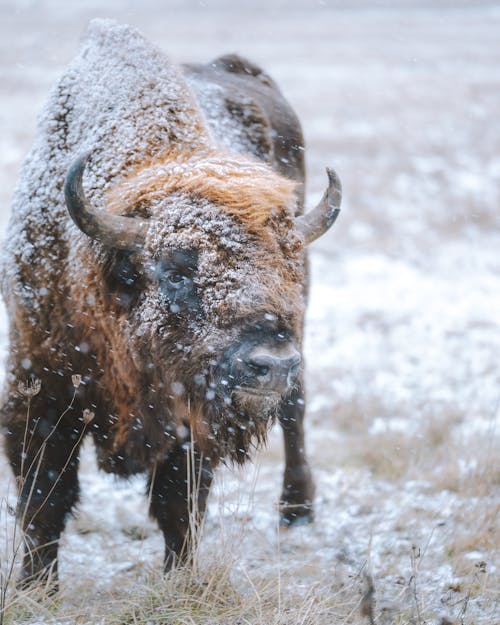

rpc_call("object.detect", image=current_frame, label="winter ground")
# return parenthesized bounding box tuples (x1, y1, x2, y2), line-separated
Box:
(1, 1, 499, 624)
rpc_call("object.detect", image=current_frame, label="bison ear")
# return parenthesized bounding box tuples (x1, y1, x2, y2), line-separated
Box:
(64, 152, 148, 251)
(295, 168, 341, 244)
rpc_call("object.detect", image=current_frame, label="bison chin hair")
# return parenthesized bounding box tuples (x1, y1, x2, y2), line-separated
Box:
(199, 389, 280, 465)
(173, 366, 285, 465)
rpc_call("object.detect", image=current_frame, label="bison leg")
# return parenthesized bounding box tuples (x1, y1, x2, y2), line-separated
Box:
(3, 397, 82, 590)
(279, 379, 315, 526)
(148, 443, 213, 571)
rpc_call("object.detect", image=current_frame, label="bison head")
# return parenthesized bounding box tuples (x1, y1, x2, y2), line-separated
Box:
(64, 150, 340, 464)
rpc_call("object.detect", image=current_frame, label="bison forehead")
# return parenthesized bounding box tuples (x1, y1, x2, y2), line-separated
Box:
(144, 193, 250, 255)
(143, 194, 305, 319)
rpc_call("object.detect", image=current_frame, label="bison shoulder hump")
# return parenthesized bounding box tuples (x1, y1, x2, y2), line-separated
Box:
(211, 54, 274, 88)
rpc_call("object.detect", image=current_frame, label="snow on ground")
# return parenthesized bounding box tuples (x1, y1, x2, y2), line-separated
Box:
(0, 1, 499, 624)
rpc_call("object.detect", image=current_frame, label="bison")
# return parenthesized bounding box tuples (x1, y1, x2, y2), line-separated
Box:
(0, 19, 341, 587)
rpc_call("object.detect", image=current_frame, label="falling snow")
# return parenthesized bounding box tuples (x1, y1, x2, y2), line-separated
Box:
(0, 2, 499, 624)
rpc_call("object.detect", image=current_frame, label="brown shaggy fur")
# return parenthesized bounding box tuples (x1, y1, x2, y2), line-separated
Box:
(0, 21, 316, 586)
(105, 147, 298, 233)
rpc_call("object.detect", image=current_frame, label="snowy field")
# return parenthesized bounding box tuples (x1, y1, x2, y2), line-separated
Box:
(1, 1, 499, 623)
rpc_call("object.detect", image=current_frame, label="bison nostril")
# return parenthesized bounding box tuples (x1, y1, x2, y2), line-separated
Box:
(239, 345, 301, 392)
(289, 362, 300, 379)
(246, 360, 270, 378)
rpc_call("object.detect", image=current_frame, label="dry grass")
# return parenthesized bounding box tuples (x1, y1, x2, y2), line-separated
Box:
(1, 420, 498, 624)
(0, 511, 369, 625)
(3, 379, 497, 624)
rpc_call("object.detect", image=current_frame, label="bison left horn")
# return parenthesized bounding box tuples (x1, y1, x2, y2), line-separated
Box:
(296, 168, 342, 244)
(64, 152, 148, 251)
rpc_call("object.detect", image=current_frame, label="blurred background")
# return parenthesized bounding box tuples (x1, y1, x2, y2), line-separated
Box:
(0, 1, 499, 623)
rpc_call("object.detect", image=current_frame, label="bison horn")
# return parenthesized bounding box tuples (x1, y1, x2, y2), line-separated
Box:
(64, 152, 148, 251)
(296, 168, 342, 244)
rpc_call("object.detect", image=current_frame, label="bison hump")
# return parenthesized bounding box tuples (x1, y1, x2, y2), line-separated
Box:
(211, 54, 275, 88)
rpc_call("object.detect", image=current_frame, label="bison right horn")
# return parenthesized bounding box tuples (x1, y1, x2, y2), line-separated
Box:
(64, 152, 148, 251)
(295, 168, 342, 244)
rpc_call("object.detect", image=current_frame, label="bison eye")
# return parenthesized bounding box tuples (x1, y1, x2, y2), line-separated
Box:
(159, 269, 194, 300)
(156, 250, 200, 315)
(167, 272, 189, 286)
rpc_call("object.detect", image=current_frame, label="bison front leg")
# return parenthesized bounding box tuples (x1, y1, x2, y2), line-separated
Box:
(3, 396, 82, 590)
(279, 379, 315, 526)
(149, 443, 213, 571)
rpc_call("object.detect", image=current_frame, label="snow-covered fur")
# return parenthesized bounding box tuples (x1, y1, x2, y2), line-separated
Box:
(0, 19, 311, 584)
(1, 19, 306, 466)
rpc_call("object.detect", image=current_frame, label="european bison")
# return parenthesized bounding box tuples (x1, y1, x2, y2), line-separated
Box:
(0, 20, 341, 587)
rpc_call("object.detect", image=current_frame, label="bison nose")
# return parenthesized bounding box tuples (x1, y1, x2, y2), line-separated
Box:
(244, 347, 301, 393)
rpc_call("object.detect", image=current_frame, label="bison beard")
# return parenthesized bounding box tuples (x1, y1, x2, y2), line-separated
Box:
(0, 20, 341, 588)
